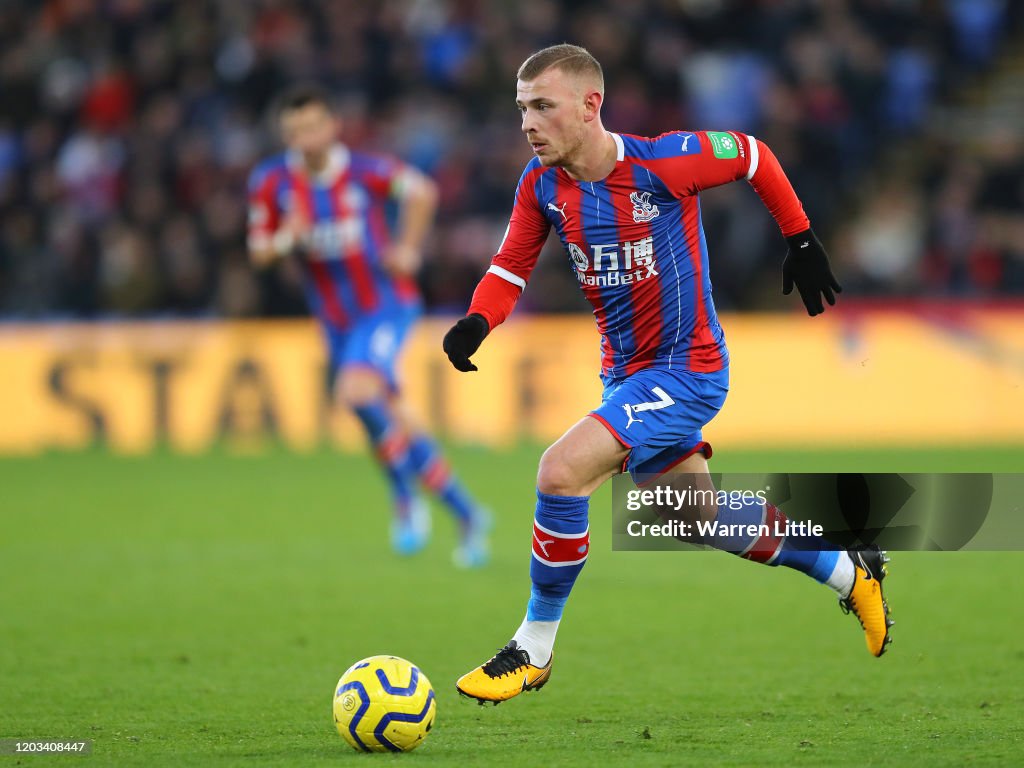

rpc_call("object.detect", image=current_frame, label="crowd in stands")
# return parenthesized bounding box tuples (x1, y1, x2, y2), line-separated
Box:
(1, 0, 1021, 320)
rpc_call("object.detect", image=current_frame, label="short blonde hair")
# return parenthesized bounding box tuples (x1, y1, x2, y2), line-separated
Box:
(517, 43, 604, 94)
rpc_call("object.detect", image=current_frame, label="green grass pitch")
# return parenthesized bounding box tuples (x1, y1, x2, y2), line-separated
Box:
(2, 446, 1023, 766)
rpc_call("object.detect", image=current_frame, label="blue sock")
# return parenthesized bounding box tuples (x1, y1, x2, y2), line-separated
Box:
(527, 491, 590, 621)
(407, 435, 475, 529)
(352, 401, 417, 518)
(705, 499, 840, 583)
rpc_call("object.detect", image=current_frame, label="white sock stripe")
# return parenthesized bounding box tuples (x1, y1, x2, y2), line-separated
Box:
(826, 550, 857, 596)
(531, 551, 589, 567)
(745, 134, 759, 180)
(487, 264, 526, 289)
(533, 520, 589, 539)
(513, 615, 560, 668)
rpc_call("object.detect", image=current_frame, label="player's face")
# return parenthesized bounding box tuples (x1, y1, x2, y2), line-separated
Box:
(280, 103, 338, 162)
(516, 69, 588, 168)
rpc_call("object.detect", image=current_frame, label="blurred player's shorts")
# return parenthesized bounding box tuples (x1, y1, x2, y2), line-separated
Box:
(591, 366, 729, 482)
(324, 302, 421, 392)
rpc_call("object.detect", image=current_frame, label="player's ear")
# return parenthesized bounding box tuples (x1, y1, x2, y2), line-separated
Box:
(582, 89, 603, 123)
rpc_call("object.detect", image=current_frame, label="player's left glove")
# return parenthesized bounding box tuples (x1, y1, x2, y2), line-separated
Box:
(782, 228, 842, 316)
(443, 314, 489, 372)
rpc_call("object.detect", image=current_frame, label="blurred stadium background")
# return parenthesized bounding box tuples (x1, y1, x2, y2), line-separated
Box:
(2, 1, 1023, 765)
(1, 0, 1023, 452)
(3, 0, 1024, 318)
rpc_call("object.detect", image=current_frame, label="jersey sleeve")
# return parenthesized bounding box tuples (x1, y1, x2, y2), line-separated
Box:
(648, 131, 809, 236)
(745, 138, 809, 236)
(649, 130, 756, 195)
(467, 164, 550, 330)
(247, 165, 281, 252)
(360, 154, 412, 199)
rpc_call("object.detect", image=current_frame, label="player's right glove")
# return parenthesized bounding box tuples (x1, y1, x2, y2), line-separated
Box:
(443, 314, 489, 372)
(782, 228, 842, 316)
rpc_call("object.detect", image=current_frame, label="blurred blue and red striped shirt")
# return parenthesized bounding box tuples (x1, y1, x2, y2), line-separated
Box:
(248, 144, 418, 330)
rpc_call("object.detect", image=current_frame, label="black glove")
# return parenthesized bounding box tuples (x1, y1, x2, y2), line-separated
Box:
(782, 228, 842, 316)
(442, 314, 489, 372)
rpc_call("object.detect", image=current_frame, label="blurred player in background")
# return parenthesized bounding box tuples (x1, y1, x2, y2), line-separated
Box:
(443, 45, 892, 702)
(249, 85, 489, 567)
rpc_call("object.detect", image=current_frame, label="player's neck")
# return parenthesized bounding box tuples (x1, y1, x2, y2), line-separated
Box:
(302, 151, 330, 174)
(563, 130, 618, 183)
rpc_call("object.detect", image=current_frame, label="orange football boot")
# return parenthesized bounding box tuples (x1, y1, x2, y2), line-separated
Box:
(840, 546, 894, 657)
(456, 641, 552, 705)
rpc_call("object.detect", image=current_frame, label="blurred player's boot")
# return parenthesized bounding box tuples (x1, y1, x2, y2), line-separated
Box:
(452, 507, 491, 569)
(391, 498, 431, 556)
(456, 641, 552, 704)
(840, 546, 893, 657)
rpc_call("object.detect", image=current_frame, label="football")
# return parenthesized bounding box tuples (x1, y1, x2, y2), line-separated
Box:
(333, 655, 436, 753)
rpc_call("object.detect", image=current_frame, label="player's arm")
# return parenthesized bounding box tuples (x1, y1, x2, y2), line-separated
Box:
(385, 166, 439, 276)
(665, 131, 841, 316)
(443, 169, 550, 372)
(247, 167, 308, 269)
(742, 136, 841, 316)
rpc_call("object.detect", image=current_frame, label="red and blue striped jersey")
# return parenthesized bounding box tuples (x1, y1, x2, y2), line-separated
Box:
(247, 144, 419, 330)
(484, 131, 772, 378)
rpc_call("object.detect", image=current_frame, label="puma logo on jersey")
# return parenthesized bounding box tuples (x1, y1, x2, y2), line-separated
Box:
(630, 191, 660, 223)
(547, 201, 568, 221)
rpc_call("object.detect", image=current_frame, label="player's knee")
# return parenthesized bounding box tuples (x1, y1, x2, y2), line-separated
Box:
(536, 448, 585, 497)
(336, 368, 387, 408)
